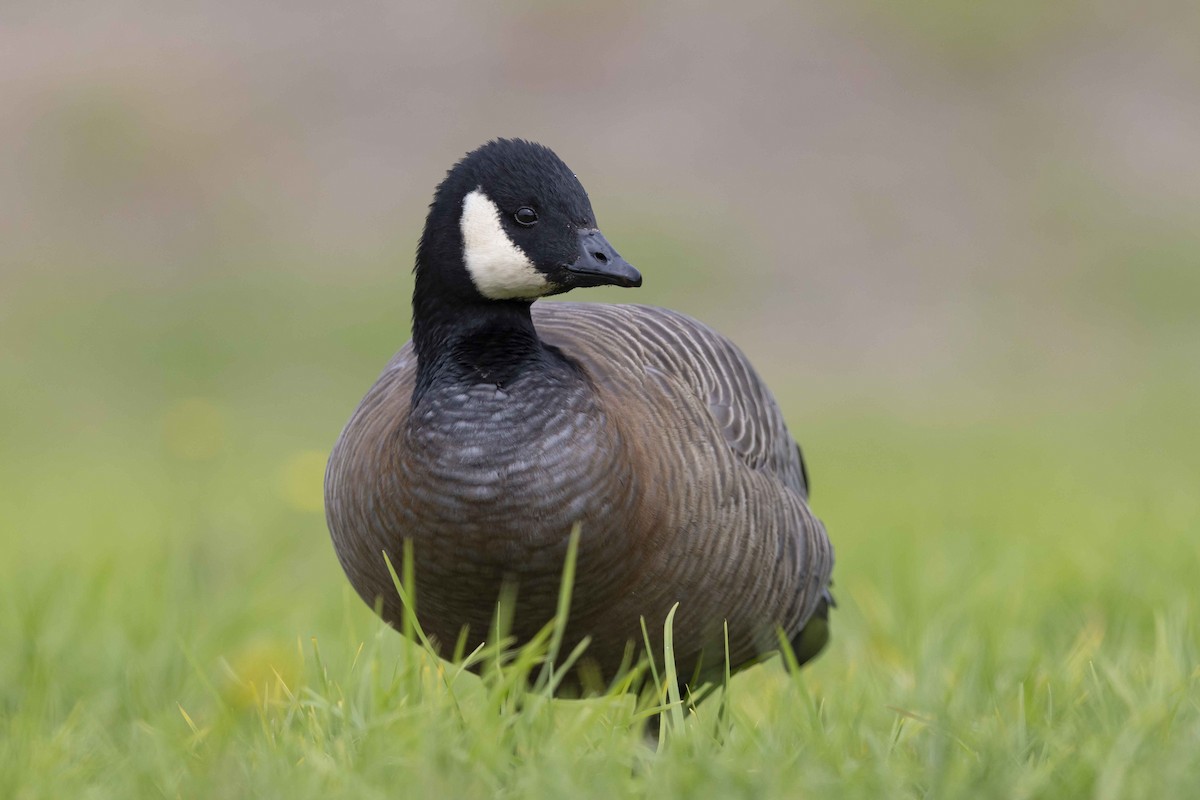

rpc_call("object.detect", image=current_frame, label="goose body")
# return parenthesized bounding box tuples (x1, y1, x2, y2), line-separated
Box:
(325, 139, 833, 686)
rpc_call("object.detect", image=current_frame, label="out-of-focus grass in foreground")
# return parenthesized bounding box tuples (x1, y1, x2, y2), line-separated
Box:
(1, 260, 1198, 799)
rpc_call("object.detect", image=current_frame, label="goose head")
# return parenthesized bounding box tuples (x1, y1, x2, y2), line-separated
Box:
(414, 139, 641, 306)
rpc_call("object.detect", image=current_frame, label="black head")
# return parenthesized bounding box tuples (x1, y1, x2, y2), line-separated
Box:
(415, 139, 641, 304)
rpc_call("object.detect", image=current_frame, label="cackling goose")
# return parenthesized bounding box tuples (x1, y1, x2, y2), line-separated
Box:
(325, 138, 834, 689)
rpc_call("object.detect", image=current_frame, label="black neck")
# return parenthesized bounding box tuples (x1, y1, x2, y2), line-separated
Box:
(411, 280, 544, 397)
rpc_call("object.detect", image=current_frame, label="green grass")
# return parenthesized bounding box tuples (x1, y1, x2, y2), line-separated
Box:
(2, 265, 1198, 798)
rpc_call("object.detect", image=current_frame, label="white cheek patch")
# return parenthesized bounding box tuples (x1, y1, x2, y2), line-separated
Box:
(460, 189, 553, 300)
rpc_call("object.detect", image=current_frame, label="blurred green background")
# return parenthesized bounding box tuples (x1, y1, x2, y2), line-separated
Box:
(2, 1, 1199, 796)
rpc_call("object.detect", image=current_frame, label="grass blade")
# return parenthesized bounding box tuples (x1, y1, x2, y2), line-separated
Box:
(535, 523, 582, 693)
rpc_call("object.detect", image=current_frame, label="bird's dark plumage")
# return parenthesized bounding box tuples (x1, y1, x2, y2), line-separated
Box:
(325, 138, 834, 688)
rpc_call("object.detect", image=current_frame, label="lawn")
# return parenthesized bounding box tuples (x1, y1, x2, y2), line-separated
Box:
(2, 262, 1198, 799)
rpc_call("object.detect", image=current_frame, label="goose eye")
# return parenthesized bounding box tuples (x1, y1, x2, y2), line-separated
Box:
(514, 207, 538, 227)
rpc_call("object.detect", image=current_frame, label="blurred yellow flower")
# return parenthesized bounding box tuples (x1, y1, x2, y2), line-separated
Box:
(279, 450, 328, 513)
(220, 639, 302, 712)
(161, 398, 226, 460)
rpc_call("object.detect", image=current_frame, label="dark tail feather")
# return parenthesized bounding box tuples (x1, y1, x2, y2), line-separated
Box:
(788, 589, 834, 668)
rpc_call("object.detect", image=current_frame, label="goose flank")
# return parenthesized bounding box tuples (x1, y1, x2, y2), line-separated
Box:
(325, 138, 834, 688)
